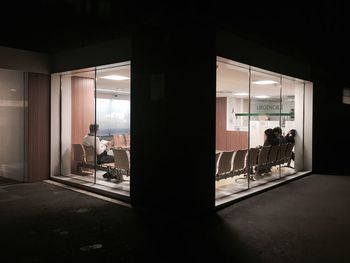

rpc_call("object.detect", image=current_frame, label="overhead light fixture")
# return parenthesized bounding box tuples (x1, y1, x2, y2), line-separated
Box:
(254, 95, 270, 99)
(252, 80, 278, 85)
(100, 75, 130, 80)
(10, 88, 16, 92)
(96, 88, 115, 93)
(114, 90, 130, 94)
(216, 90, 232, 93)
(96, 88, 130, 94)
(233, 92, 249, 96)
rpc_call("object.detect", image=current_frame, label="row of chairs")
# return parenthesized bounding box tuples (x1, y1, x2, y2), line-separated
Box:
(72, 144, 130, 183)
(215, 143, 294, 181)
(113, 133, 130, 149)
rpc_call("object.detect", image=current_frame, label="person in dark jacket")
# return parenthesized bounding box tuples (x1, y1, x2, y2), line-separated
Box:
(285, 129, 296, 163)
(273, 126, 287, 144)
(263, 128, 279, 146)
(285, 129, 296, 144)
(256, 128, 279, 175)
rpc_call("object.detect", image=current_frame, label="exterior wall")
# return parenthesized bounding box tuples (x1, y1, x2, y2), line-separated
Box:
(27, 73, 50, 182)
(0, 69, 25, 181)
(0, 46, 50, 182)
(216, 30, 312, 81)
(51, 37, 131, 73)
(313, 79, 350, 174)
(131, 24, 216, 214)
(0, 46, 50, 74)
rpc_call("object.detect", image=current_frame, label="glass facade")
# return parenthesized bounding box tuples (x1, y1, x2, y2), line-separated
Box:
(216, 57, 312, 204)
(0, 69, 25, 182)
(52, 62, 131, 197)
(50, 57, 312, 204)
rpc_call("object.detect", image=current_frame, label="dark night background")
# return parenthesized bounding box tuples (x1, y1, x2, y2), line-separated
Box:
(1, 1, 349, 74)
(1, 2, 350, 262)
(0, 1, 349, 177)
(0, 2, 349, 176)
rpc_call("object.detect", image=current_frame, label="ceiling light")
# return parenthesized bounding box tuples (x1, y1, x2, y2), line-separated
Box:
(96, 89, 130, 94)
(252, 80, 278, 85)
(100, 75, 130, 80)
(233, 92, 249, 96)
(254, 95, 270, 99)
(216, 90, 232, 93)
(96, 89, 115, 93)
(10, 88, 16, 92)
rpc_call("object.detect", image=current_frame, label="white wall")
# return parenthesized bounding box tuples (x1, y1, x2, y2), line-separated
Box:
(51, 75, 60, 177)
(304, 82, 313, 171)
(294, 83, 304, 171)
(226, 97, 249, 131)
(249, 120, 279, 148)
(60, 75, 72, 175)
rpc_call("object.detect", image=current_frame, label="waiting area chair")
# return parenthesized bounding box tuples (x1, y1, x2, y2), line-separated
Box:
(71, 143, 127, 183)
(112, 148, 130, 178)
(71, 144, 92, 175)
(215, 150, 234, 180)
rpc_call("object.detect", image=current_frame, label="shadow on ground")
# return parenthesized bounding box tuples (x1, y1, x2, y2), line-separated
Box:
(0, 182, 260, 262)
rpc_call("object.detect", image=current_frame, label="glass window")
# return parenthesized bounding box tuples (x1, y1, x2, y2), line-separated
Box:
(280, 77, 304, 177)
(96, 64, 131, 195)
(216, 60, 249, 200)
(0, 69, 25, 182)
(249, 69, 281, 187)
(216, 56, 311, 205)
(53, 62, 131, 197)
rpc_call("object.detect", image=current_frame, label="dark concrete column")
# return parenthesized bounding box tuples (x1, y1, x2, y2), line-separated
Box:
(131, 22, 216, 215)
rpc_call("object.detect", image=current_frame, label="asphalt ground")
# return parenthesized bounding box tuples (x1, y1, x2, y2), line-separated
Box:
(1, 174, 350, 262)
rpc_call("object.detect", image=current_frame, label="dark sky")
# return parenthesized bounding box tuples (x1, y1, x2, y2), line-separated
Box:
(0, 1, 349, 73)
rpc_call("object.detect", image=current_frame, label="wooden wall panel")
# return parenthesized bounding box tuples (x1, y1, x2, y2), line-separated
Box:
(71, 76, 94, 145)
(216, 97, 248, 151)
(28, 73, 50, 182)
(239, 130, 249, 149)
(216, 97, 227, 150)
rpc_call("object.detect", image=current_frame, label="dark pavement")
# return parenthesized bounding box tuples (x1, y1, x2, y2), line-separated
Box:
(1, 174, 350, 262)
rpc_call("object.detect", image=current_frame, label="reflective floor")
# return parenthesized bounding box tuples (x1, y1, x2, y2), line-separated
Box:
(216, 165, 297, 200)
(215, 168, 310, 206)
(52, 170, 130, 197)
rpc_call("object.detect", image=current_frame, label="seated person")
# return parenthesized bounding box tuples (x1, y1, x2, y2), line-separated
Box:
(263, 128, 279, 146)
(83, 124, 114, 165)
(256, 129, 279, 175)
(285, 129, 296, 144)
(273, 126, 287, 144)
(285, 129, 296, 162)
